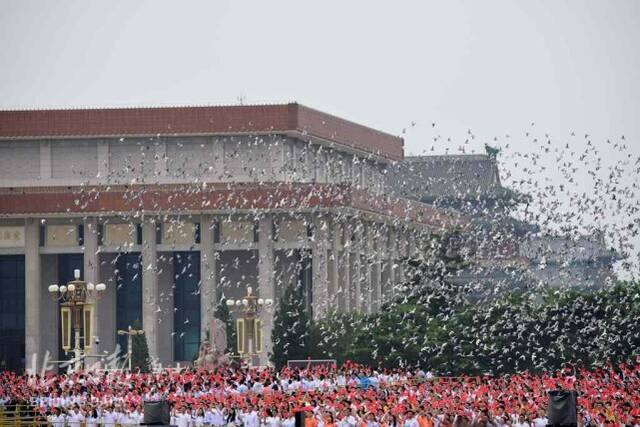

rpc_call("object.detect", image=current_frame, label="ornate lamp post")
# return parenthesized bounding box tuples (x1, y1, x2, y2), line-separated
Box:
(226, 286, 273, 366)
(117, 326, 145, 371)
(48, 269, 106, 371)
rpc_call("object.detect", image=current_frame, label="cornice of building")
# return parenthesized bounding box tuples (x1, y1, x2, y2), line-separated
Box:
(0, 102, 403, 162)
(0, 182, 466, 231)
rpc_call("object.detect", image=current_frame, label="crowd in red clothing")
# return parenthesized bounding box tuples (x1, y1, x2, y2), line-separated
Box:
(0, 361, 639, 426)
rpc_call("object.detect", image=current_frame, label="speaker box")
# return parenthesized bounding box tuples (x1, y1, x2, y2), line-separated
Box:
(295, 411, 305, 427)
(546, 390, 577, 426)
(143, 399, 171, 426)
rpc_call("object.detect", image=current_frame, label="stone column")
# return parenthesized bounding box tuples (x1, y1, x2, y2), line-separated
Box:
(142, 220, 160, 362)
(389, 227, 399, 298)
(24, 218, 41, 370)
(83, 218, 100, 355)
(380, 225, 392, 304)
(258, 215, 275, 366)
(157, 254, 174, 365)
(200, 215, 218, 340)
(371, 223, 382, 312)
(98, 253, 118, 355)
(341, 223, 351, 313)
(353, 221, 363, 312)
(39, 255, 58, 364)
(378, 224, 386, 304)
(329, 218, 340, 311)
(395, 228, 406, 286)
(362, 222, 373, 314)
(311, 215, 329, 320)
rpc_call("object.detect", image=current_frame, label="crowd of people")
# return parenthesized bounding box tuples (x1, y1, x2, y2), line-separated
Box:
(0, 361, 639, 427)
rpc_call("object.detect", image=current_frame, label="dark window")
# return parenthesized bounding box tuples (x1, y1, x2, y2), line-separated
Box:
(115, 253, 142, 354)
(0, 255, 25, 372)
(194, 223, 201, 244)
(273, 220, 279, 242)
(77, 224, 84, 246)
(136, 224, 143, 245)
(39, 224, 45, 247)
(213, 220, 220, 244)
(253, 222, 259, 243)
(173, 251, 201, 362)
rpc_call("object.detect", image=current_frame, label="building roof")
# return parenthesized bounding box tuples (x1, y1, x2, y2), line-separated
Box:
(0, 103, 403, 161)
(0, 183, 466, 231)
(388, 154, 510, 203)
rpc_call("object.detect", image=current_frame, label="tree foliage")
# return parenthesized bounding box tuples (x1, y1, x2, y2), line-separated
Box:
(271, 283, 311, 369)
(309, 270, 640, 375)
(131, 320, 151, 373)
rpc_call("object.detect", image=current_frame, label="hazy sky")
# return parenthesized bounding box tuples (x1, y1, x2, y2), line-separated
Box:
(1, 1, 638, 151)
(1, 0, 639, 275)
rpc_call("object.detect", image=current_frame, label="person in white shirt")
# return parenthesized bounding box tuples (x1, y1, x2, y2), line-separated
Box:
(194, 408, 206, 427)
(131, 405, 144, 425)
(171, 408, 178, 427)
(241, 405, 260, 427)
(491, 406, 514, 427)
(264, 408, 282, 427)
(128, 407, 145, 426)
(48, 408, 66, 427)
(337, 409, 359, 427)
(175, 406, 193, 427)
(86, 407, 100, 427)
(102, 406, 118, 427)
(364, 412, 380, 427)
(531, 409, 548, 427)
(281, 411, 296, 427)
(402, 410, 419, 427)
(301, 377, 314, 391)
(113, 405, 128, 426)
(67, 406, 85, 427)
(313, 409, 326, 427)
(119, 411, 134, 427)
(289, 380, 301, 392)
(251, 381, 264, 394)
(206, 404, 226, 427)
(512, 413, 532, 427)
(204, 408, 214, 426)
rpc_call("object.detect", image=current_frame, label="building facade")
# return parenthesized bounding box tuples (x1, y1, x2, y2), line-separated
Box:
(0, 103, 461, 371)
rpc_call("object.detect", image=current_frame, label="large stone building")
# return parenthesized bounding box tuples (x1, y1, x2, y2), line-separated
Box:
(0, 103, 462, 371)
(389, 151, 619, 294)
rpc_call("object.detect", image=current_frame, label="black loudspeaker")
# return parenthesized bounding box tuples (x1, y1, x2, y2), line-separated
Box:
(547, 390, 577, 426)
(295, 411, 305, 427)
(143, 399, 171, 425)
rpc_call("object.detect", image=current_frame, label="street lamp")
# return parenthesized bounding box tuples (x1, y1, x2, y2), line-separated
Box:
(48, 269, 106, 371)
(226, 286, 273, 366)
(117, 325, 145, 371)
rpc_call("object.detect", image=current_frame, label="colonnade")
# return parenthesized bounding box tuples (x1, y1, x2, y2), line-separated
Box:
(19, 212, 423, 368)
